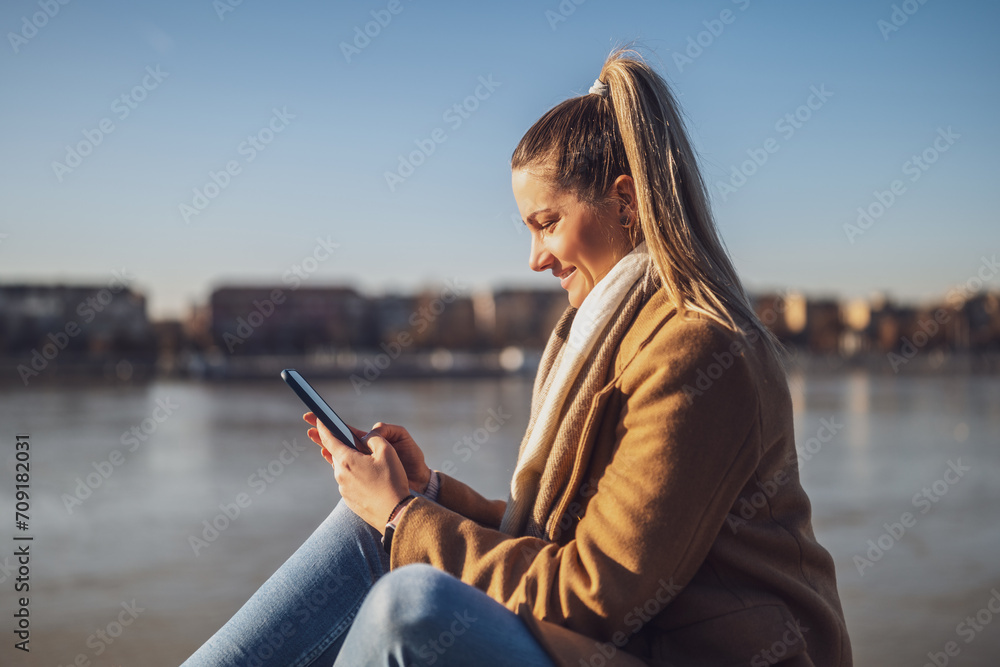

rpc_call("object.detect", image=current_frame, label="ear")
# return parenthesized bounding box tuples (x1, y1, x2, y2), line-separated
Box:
(613, 175, 638, 216)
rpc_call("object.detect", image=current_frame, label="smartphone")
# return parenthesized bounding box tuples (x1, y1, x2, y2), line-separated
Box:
(280, 369, 366, 452)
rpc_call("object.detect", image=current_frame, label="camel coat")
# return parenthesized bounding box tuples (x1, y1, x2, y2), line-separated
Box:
(390, 285, 852, 666)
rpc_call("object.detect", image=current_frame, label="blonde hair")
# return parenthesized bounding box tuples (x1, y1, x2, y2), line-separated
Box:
(511, 46, 785, 367)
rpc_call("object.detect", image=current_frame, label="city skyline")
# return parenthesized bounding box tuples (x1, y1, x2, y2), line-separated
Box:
(4, 249, 998, 323)
(3, 278, 997, 387)
(1, 0, 997, 320)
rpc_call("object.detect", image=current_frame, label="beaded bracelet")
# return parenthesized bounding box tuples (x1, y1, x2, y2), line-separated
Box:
(387, 494, 416, 524)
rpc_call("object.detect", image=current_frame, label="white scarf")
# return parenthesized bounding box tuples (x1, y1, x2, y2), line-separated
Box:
(499, 241, 651, 536)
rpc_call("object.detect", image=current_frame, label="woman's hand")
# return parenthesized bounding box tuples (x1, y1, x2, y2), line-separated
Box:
(305, 414, 432, 494)
(303, 413, 411, 532)
(364, 422, 432, 494)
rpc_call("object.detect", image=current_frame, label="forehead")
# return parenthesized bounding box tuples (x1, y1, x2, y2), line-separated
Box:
(512, 169, 575, 217)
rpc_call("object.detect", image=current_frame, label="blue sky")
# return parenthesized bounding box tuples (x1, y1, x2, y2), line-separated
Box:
(1, 0, 997, 319)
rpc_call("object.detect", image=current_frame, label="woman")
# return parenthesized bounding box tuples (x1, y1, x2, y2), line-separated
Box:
(184, 48, 851, 667)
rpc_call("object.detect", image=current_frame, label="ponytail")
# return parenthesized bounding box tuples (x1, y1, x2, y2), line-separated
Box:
(512, 46, 785, 368)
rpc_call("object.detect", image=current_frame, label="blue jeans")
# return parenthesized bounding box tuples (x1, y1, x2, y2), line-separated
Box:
(182, 499, 557, 667)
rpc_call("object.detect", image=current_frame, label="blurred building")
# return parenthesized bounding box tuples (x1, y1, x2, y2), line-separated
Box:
(753, 293, 796, 340)
(752, 292, 841, 353)
(367, 289, 480, 351)
(751, 289, 1000, 359)
(957, 292, 1000, 350)
(207, 286, 372, 355)
(0, 283, 156, 380)
(488, 288, 568, 349)
(408, 288, 479, 350)
(369, 294, 419, 346)
(865, 297, 965, 354)
(6, 279, 999, 380)
(840, 297, 872, 355)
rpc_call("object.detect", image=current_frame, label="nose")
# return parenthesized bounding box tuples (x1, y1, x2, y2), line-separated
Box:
(528, 233, 552, 273)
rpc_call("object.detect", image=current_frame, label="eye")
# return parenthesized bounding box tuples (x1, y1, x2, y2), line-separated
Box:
(540, 220, 559, 233)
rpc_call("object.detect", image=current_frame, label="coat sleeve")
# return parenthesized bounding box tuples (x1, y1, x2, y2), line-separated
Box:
(432, 471, 507, 529)
(389, 317, 764, 642)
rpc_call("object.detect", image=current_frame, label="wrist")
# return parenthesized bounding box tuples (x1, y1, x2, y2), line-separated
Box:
(393, 497, 415, 525)
(381, 494, 416, 555)
(423, 469, 441, 502)
(386, 493, 416, 526)
(417, 466, 432, 494)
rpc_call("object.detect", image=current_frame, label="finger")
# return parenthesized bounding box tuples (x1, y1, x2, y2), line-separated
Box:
(366, 433, 388, 453)
(367, 434, 399, 466)
(307, 415, 368, 451)
(369, 422, 407, 440)
(315, 420, 356, 466)
(321, 448, 333, 465)
(343, 423, 376, 454)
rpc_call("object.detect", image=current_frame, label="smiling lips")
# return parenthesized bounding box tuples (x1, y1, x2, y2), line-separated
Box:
(557, 267, 577, 289)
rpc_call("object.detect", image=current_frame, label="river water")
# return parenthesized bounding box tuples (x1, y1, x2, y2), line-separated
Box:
(1, 370, 998, 666)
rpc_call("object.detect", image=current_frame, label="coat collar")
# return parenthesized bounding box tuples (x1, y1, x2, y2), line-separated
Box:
(542, 283, 678, 542)
(614, 284, 678, 377)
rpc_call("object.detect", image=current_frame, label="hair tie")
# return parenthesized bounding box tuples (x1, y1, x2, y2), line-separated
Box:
(589, 78, 609, 98)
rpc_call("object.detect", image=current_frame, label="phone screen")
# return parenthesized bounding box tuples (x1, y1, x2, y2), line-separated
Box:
(281, 369, 362, 451)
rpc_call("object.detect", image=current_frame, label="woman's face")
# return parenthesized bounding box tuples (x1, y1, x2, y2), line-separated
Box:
(512, 168, 636, 308)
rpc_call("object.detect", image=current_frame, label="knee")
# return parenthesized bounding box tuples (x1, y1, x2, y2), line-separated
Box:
(357, 564, 464, 641)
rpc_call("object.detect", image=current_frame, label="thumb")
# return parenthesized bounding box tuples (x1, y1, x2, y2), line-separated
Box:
(364, 433, 391, 457)
(365, 434, 401, 468)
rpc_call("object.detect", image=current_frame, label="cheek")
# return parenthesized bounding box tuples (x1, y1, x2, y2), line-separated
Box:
(573, 222, 611, 278)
